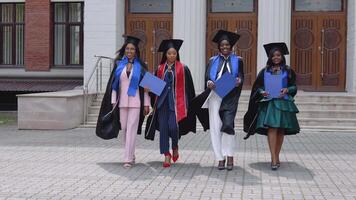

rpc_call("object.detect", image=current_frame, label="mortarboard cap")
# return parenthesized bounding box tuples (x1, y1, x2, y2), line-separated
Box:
(263, 42, 289, 57)
(158, 39, 184, 52)
(124, 35, 141, 47)
(212, 29, 240, 46)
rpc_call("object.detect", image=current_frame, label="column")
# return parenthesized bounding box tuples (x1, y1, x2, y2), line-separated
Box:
(24, 0, 51, 71)
(257, 0, 291, 72)
(83, 0, 125, 91)
(347, 0, 356, 92)
(173, 0, 207, 92)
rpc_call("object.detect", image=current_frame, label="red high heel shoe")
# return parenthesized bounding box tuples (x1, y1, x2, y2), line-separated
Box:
(163, 152, 171, 168)
(172, 147, 179, 163)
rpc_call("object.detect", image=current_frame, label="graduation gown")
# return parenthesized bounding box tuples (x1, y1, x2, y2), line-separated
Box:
(96, 59, 147, 138)
(243, 66, 298, 139)
(192, 55, 244, 135)
(144, 64, 197, 140)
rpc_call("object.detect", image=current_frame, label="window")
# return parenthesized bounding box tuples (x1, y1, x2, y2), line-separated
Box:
(294, 0, 343, 12)
(210, 0, 254, 13)
(53, 2, 83, 66)
(0, 3, 24, 66)
(129, 0, 172, 13)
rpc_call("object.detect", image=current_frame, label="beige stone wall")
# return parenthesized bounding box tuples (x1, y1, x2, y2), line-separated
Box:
(17, 90, 85, 130)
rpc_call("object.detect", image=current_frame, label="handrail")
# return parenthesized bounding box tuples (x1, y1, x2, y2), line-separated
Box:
(85, 55, 114, 88)
(83, 55, 114, 125)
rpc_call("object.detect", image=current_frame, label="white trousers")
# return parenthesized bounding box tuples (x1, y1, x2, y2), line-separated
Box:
(208, 91, 236, 161)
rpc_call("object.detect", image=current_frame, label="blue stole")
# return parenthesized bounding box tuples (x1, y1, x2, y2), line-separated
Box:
(111, 56, 141, 96)
(264, 67, 288, 100)
(209, 54, 239, 81)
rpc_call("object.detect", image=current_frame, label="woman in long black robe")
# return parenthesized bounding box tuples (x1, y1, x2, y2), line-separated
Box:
(243, 42, 300, 170)
(96, 36, 149, 168)
(144, 39, 197, 168)
(192, 30, 244, 170)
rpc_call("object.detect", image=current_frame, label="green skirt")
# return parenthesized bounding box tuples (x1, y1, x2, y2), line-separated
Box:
(255, 99, 300, 135)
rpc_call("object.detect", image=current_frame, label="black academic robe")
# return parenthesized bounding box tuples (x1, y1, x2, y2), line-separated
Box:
(96, 60, 147, 138)
(243, 66, 297, 139)
(192, 55, 244, 135)
(144, 65, 197, 140)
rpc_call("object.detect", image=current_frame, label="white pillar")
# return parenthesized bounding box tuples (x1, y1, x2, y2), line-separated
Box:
(257, 0, 291, 73)
(84, 0, 125, 92)
(116, 1, 126, 51)
(347, 0, 356, 93)
(173, 0, 207, 92)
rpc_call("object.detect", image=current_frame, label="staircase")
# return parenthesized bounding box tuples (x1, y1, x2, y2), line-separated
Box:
(81, 93, 104, 128)
(83, 91, 356, 132)
(234, 91, 356, 132)
(82, 55, 114, 128)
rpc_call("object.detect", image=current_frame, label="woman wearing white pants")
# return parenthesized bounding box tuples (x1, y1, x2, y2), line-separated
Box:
(196, 30, 244, 170)
(208, 91, 236, 162)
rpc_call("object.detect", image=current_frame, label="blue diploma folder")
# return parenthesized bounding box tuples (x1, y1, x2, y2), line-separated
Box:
(139, 72, 166, 96)
(265, 74, 283, 99)
(214, 73, 236, 98)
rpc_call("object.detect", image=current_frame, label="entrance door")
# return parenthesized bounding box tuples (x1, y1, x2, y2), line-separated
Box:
(207, 0, 258, 88)
(291, 0, 346, 91)
(125, 0, 173, 71)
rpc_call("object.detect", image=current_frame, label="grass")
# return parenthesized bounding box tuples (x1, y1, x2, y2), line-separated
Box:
(0, 112, 17, 125)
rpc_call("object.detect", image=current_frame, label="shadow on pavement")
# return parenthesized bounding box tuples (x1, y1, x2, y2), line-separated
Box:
(249, 161, 314, 180)
(98, 161, 261, 185)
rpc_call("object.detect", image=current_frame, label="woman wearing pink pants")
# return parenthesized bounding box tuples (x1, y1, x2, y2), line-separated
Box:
(110, 36, 150, 168)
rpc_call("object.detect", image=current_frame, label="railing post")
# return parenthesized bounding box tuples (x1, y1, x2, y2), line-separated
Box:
(96, 59, 100, 93)
(83, 86, 87, 125)
(83, 56, 114, 126)
(100, 59, 103, 91)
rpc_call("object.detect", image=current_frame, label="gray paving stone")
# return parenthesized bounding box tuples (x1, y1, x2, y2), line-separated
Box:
(1, 125, 356, 199)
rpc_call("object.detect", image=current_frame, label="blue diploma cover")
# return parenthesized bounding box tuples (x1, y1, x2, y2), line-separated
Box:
(214, 73, 236, 98)
(139, 72, 166, 96)
(265, 74, 283, 99)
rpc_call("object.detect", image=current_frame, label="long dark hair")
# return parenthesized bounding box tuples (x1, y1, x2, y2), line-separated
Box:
(114, 42, 146, 69)
(266, 48, 286, 68)
(159, 48, 180, 65)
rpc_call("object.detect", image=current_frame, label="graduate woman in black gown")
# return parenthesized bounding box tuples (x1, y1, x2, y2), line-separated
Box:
(96, 36, 150, 168)
(193, 30, 244, 170)
(243, 42, 300, 170)
(145, 39, 197, 168)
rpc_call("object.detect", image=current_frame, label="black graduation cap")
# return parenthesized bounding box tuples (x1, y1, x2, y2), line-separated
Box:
(263, 42, 289, 57)
(158, 39, 184, 52)
(124, 35, 141, 47)
(212, 29, 240, 46)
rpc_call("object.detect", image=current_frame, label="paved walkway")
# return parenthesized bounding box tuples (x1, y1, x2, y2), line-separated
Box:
(0, 125, 356, 200)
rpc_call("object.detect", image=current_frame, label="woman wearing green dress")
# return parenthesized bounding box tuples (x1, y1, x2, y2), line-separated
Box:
(243, 42, 300, 170)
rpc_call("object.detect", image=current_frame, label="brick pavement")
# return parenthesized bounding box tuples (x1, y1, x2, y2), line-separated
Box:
(0, 125, 356, 200)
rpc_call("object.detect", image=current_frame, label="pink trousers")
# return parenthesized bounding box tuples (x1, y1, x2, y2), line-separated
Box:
(119, 107, 140, 163)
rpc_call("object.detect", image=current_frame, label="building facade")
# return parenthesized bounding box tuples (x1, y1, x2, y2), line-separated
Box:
(0, 0, 84, 109)
(85, 0, 356, 93)
(1, 0, 356, 109)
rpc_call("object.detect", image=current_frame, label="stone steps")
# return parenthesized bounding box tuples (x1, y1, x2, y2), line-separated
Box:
(87, 109, 356, 121)
(84, 92, 356, 132)
(80, 122, 356, 132)
(88, 101, 356, 113)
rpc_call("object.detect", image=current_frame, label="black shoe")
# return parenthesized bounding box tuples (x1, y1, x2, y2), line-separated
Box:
(226, 157, 233, 171)
(271, 163, 279, 171)
(218, 160, 225, 170)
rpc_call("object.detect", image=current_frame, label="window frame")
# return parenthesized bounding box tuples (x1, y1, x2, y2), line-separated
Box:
(208, 0, 257, 14)
(0, 3, 25, 67)
(128, 0, 173, 14)
(292, 0, 345, 13)
(52, 2, 84, 67)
